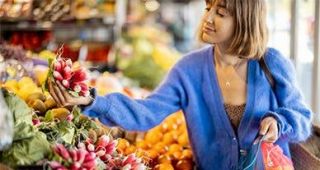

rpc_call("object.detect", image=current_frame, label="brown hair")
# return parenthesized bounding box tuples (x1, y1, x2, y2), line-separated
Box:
(198, 0, 268, 59)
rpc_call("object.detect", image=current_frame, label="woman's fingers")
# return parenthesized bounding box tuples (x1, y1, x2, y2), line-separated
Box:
(51, 81, 67, 106)
(56, 81, 72, 104)
(48, 80, 63, 107)
(264, 123, 278, 143)
(260, 117, 279, 143)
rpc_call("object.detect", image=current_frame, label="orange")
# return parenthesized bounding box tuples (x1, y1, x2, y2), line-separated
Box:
(145, 131, 162, 144)
(168, 144, 183, 154)
(154, 163, 174, 170)
(175, 160, 193, 170)
(135, 141, 149, 150)
(163, 133, 175, 145)
(178, 133, 189, 147)
(157, 154, 171, 164)
(153, 142, 168, 154)
(172, 151, 182, 160)
(124, 145, 136, 155)
(146, 149, 159, 160)
(117, 138, 130, 152)
(181, 149, 193, 159)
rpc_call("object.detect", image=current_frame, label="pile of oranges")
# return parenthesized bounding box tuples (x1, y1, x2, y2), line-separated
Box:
(116, 111, 193, 170)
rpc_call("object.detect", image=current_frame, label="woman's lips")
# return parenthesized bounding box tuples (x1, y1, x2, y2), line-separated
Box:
(203, 25, 216, 33)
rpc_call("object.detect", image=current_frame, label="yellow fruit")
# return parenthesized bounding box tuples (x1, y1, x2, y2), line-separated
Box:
(51, 108, 70, 120)
(44, 97, 57, 110)
(18, 77, 34, 89)
(26, 92, 46, 103)
(17, 87, 39, 100)
(31, 99, 47, 114)
(3, 79, 18, 92)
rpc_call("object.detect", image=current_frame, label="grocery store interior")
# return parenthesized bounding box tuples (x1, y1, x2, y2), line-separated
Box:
(0, 0, 320, 169)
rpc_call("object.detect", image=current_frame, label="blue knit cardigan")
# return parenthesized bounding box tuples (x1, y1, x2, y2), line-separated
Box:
(83, 46, 313, 170)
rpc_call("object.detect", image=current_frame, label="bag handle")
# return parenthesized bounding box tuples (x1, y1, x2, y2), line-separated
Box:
(259, 57, 275, 89)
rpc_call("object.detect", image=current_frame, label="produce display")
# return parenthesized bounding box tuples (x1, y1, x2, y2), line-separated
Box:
(114, 112, 193, 170)
(0, 53, 150, 169)
(114, 25, 181, 89)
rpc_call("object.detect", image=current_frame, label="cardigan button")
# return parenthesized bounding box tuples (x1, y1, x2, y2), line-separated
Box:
(232, 137, 236, 141)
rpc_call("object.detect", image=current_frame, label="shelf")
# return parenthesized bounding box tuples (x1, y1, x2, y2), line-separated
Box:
(0, 16, 116, 31)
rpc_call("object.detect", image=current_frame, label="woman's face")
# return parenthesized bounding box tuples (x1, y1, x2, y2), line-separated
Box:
(201, 0, 235, 45)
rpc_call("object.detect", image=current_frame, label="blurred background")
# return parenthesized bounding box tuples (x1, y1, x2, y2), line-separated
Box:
(0, 0, 319, 169)
(0, 0, 319, 126)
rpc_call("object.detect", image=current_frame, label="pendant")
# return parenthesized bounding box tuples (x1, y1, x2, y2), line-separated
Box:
(226, 82, 231, 87)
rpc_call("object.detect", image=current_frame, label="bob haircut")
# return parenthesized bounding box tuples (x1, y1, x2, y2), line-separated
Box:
(198, 0, 268, 59)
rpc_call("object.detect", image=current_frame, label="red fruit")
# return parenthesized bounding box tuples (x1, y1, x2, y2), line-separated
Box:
(72, 69, 87, 83)
(66, 114, 74, 122)
(53, 71, 63, 81)
(97, 135, 110, 147)
(62, 80, 70, 88)
(49, 161, 64, 169)
(87, 143, 95, 152)
(70, 162, 81, 170)
(77, 149, 87, 163)
(54, 144, 70, 160)
(69, 149, 78, 161)
(32, 118, 41, 126)
(62, 66, 72, 79)
(95, 146, 106, 157)
(54, 62, 62, 72)
(123, 154, 136, 166)
(82, 160, 96, 169)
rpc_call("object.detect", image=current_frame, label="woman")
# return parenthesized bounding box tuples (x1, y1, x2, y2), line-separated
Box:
(49, 0, 313, 169)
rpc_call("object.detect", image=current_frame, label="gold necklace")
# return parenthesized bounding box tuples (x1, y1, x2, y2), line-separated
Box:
(215, 55, 245, 88)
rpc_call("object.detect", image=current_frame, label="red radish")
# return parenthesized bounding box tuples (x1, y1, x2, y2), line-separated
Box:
(53, 71, 63, 81)
(66, 114, 74, 122)
(54, 144, 70, 160)
(71, 69, 87, 83)
(77, 149, 87, 163)
(51, 58, 89, 97)
(54, 62, 62, 72)
(69, 149, 78, 161)
(87, 143, 95, 152)
(70, 162, 81, 170)
(62, 80, 70, 88)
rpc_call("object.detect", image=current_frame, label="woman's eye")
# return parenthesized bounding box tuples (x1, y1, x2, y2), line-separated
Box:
(217, 9, 226, 17)
(205, 7, 211, 11)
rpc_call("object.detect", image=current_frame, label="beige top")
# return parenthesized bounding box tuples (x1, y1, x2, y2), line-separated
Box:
(224, 103, 246, 130)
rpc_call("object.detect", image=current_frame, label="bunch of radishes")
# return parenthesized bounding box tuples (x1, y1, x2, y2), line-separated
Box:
(49, 144, 96, 170)
(52, 58, 89, 97)
(80, 135, 147, 170)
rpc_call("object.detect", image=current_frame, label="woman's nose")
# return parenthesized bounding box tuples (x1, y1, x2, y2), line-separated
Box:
(205, 9, 215, 24)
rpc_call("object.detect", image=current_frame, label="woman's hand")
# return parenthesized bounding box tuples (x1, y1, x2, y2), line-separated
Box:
(259, 116, 279, 143)
(48, 79, 92, 107)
